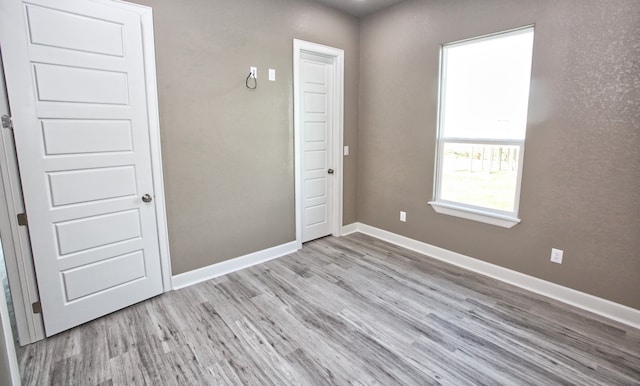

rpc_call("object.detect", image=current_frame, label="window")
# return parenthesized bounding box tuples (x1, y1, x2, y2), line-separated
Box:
(430, 27, 534, 228)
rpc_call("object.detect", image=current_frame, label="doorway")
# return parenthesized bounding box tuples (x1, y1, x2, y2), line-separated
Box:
(294, 39, 344, 246)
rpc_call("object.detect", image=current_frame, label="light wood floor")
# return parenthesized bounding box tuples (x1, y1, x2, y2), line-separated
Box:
(19, 233, 640, 385)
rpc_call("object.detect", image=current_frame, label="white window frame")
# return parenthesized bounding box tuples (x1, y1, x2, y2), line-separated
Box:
(429, 26, 534, 228)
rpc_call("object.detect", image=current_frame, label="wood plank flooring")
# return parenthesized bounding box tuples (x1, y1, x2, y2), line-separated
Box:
(18, 233, 640, 385)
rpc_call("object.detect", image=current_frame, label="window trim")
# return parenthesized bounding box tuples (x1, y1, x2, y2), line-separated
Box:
(430, 26, 534, 228)
(429, 201, 521, 228)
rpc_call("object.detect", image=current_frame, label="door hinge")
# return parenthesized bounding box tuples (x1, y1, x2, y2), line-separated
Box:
(32, 301, 41, 314)
(1, 115, 12, 130)
(17, 213, 28, 226)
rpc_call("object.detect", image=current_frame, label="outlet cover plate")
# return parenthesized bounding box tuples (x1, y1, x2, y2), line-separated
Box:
(550, 248, 563, 264)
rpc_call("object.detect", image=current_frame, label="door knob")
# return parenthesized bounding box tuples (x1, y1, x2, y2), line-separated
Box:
(142, 194, 153, 203)
(328, 169, 334, 174)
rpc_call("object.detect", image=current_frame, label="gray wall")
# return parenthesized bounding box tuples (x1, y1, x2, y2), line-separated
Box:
(358, 0, 640, 309)
(131, 0, 360, 274)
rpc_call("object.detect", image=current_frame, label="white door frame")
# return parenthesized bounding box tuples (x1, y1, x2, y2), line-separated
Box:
(0, 0, 172, 343)
(0, 49, 45, 345)
(293, 39, 344, 248)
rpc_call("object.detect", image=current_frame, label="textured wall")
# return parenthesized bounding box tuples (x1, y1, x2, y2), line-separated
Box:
(358, 0, 640, 309)
(131, 0, 360, 274)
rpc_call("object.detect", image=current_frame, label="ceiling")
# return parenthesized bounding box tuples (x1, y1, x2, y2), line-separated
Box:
(307, 0, 408, 17)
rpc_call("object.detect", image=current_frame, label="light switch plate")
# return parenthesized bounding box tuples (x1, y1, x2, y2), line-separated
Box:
(343, 146, 349, 156)
(269, 68, 275, 81)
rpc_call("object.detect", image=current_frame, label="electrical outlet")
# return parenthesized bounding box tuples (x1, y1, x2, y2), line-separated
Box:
(550, 248, 563, 264)
(400, 211, 406, 222)
(250, 66, 257, 78)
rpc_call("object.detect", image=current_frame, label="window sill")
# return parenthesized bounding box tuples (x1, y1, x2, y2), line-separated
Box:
(428, 201, 520, 228)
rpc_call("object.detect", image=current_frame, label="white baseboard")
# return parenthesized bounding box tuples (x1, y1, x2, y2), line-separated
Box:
(171, 241, 299, 290)
(350, 222, 640, 330)
(341, 223, 359, 235)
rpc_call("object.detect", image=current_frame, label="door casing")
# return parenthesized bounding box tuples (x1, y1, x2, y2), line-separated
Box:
(293, 39, 344, 247)
(0, 50, 45, 345)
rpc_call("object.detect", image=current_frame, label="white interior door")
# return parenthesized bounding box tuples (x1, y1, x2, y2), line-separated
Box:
(300, 52, 335, 243)
(0, 0, 165, 336)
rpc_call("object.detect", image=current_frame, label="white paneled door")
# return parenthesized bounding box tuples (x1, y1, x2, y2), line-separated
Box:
(300, 52, 335, 242)
(0, 0, 166, 336)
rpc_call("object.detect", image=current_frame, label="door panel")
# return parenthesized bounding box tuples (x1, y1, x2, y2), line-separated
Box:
(303, 93, 327, 113)
(301, 53, 334, 242)
(304, 150, 326, 170)
(61, 250, 146, 301)
(42, 119, 134, 155)
(304, 122, 326, 142)
(305, 178, 326, 199)
(48, 166, 137, 206)
(25, 4, 125, 57)
(0, 0, 164, 335)
(55, 210, 142, 255)
(33, 64, 130, 105)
